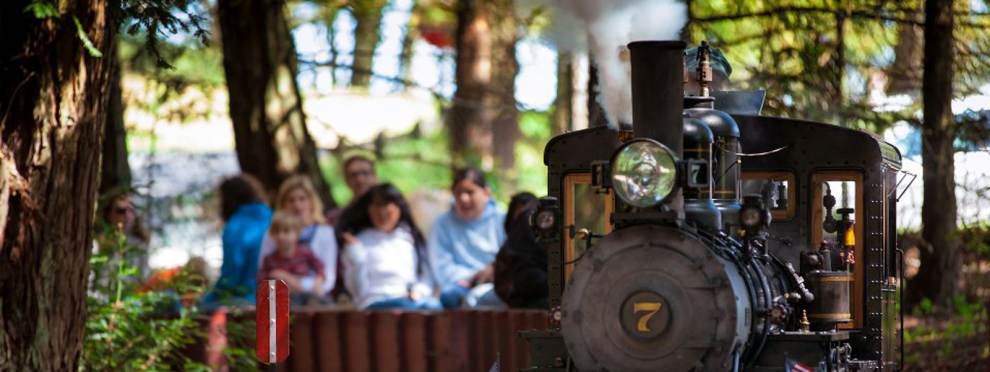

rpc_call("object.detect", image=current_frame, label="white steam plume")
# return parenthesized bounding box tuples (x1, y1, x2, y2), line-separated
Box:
(531, 0, 687, 128)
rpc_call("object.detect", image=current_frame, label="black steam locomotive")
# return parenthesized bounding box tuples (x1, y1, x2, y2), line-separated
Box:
(523, 41, 905, 371)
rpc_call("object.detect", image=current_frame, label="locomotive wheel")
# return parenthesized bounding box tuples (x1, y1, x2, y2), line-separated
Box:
(560, 225, 745, 372)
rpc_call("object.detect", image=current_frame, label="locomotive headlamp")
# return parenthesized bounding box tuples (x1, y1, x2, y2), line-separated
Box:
(611, 139, 678, 208)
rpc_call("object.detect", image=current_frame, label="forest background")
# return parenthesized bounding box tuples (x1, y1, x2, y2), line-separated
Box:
(1, 0, 989, 370)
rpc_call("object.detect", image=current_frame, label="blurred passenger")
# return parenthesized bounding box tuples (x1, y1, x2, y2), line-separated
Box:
(503, 193, 539, 234)
(494, 193, 548, 308)
(260, 212, 327, 306)
(340, 183, 440, 310)
(327, 155, 379, 226)
(258, 175, 337, 299)
(429, 168, 506, 308)
(331, 155, 380, 301)
(472, 192, 539, 308)
(493, 192, 538, 302)
(344, 155, 379, 200)
(95, 190, 152, 279)
(201, 174, 272, 310)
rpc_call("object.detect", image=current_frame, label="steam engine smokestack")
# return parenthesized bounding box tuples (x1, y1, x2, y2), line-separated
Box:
(628, 41, 685, 156)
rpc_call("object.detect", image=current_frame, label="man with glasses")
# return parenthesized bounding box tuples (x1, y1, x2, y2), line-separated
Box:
(327, 155, 379, 226)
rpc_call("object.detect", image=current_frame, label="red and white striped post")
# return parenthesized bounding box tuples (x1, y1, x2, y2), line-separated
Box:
(257, 279, 290, 370)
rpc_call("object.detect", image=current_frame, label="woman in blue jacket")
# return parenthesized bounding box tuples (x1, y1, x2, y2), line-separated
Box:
(429, 168, 506, 308)
(201, 174, 272, 311)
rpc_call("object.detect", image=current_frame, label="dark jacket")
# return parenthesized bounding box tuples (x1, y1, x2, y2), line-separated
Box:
(494, 207, 548, 309)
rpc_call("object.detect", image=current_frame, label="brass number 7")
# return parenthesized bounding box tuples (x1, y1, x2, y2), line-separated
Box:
(633, 302, 663, 332)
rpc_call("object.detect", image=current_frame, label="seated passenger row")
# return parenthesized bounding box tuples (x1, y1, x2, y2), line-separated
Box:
(200, 156, 548, 312)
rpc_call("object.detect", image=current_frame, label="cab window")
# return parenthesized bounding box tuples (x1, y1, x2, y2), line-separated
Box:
(563, 174, 613, 280)
(741, 171, 796, 221)
(810, 171, 863, 329)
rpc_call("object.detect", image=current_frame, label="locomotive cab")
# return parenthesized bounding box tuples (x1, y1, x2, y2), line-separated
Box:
(525, 40, 905, 372)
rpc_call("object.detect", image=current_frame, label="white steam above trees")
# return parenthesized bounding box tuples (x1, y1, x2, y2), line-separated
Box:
(531, 0, 687, 128)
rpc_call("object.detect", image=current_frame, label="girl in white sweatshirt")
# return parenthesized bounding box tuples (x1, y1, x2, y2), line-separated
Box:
(340, 183, 440, 310)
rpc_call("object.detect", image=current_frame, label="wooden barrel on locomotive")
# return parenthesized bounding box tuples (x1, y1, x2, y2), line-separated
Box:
(804, 270, 852, 330)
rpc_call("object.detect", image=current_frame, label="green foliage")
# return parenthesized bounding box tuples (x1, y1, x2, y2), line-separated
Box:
(23, 1, 105, 58)
(75, 16, 104, 58)
(82, 224, 208, 371)
(904, 294, 987, 362)
(119, 0, 210, 70)
(23, 0, 58, 19)
(916, 297, 935, 316)
(320, 112, 551, 206)
(515, 110, 552, 196)
(688, 0, 990, 133)
(960, 223, 990, 259)
(221, 312, 260, 370)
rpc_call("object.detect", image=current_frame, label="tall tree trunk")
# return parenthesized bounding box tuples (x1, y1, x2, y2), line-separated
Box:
(888, 20, 923, 94)
(552, 51, 574, 136)
(489, 0, 519, 176)
(350, 0, 387, 88)
(910, 0, 958, 307)
(449, 0, 493, 168)
(399, 0, 421, 86)
(101, 49, 132, 194)
(0, 0, 118, 369)
(217, 0, 337, 209)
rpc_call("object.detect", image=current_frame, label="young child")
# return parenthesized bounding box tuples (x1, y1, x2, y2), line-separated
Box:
(260, 212, 326, 305)
(341, 183, 440, 310)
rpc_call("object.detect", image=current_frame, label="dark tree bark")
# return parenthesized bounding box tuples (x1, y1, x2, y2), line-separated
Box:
(448, 0, 520, 170)
(101, 50, 132, 194)
(489, 0, 519, 174)
(449, 0, 494, 167)
(0, 0, 119, 369)
(350, 0, 388, 88)
(217, 0, 336, 208)
(552, 51, 575, 136)
(909, 0, 959, 307)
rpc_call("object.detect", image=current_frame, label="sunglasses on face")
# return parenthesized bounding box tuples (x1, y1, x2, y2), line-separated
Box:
(347, 170, 373, 178)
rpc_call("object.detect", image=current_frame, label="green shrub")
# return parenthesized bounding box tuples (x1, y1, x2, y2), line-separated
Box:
(81, 223, 210, 371)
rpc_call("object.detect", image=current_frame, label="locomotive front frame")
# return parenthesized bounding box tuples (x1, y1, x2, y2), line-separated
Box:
(528, 115, 904, 372)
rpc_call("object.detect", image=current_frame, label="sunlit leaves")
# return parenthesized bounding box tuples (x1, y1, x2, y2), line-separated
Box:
(74, 16, 104, 58)
(23, 0, 58, 19)
(688, 0, 989, 133)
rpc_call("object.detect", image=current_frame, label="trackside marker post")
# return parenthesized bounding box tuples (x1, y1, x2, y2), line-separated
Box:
(257, 279, 290, 370)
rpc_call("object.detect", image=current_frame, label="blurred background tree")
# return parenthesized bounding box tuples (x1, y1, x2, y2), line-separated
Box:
(217, 0, 336, 208)
(3, 0, 989, 368)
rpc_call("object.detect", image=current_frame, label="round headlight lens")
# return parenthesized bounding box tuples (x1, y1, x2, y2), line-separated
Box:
(611, 140, 678, 208)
